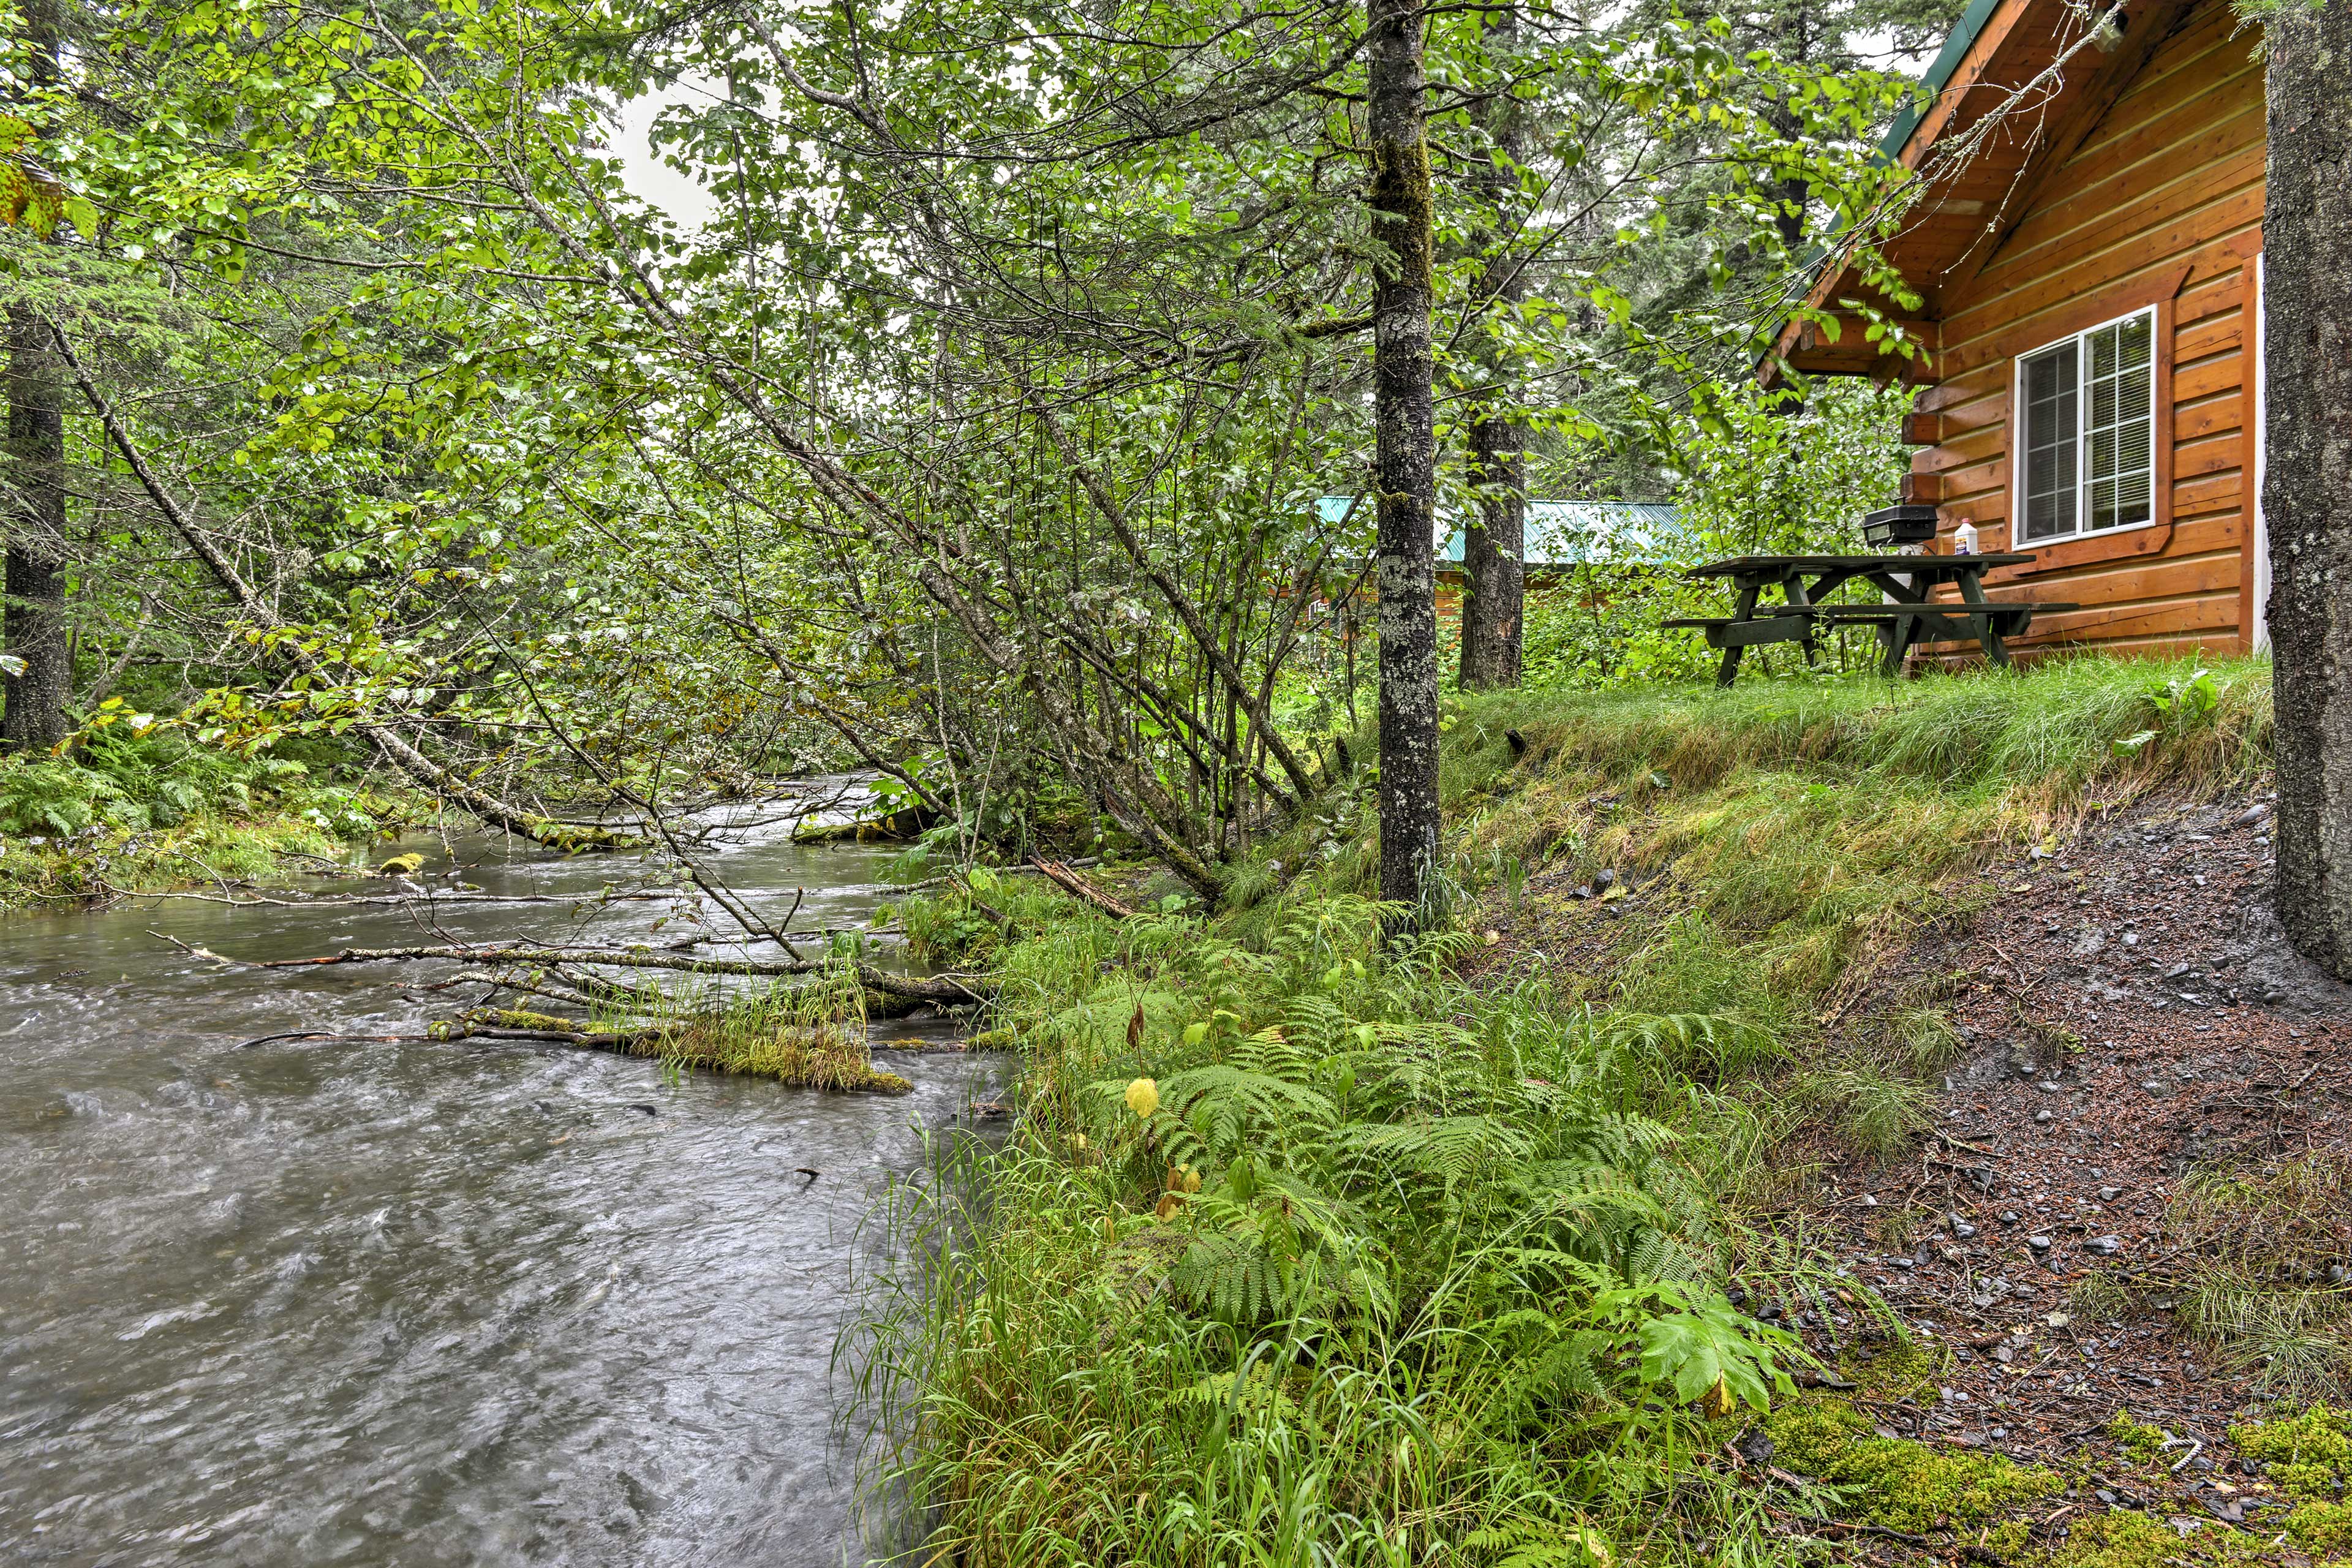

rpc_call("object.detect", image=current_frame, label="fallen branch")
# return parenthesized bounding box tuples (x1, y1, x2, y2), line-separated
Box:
(1030, 856, 1139, 919)
(175, 933, 992, 1003)
(951, 873, 1009, 926)
(110, 886, 682, 910)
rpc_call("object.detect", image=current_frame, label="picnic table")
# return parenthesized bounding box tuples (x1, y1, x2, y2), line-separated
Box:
(1664, 552, 2076, 687)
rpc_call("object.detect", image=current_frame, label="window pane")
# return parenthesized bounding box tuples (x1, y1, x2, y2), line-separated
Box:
(2080, 312, 2155, 531)
(2022, 342, 2079, 540)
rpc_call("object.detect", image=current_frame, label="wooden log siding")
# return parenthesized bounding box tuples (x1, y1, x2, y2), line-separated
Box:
(1905, 0, 2264, 661)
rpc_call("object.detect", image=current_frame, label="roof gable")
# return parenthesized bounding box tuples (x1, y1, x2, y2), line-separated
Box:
(1766, 0, 2198, 380)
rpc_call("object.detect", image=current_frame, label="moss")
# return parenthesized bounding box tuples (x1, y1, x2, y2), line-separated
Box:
(0, 797, 419, 914)
(2043, 1508, 2261, 1568)
(2105, 1411, 2168, 1465)
(2286, 1499, 2352, 1559)
(2232, 1404, 2352, 1501)
(1984, 1518, 2034, 1558)
(1766, 1398, 2063, 1532)
(1851, 1338, 1944, 1400)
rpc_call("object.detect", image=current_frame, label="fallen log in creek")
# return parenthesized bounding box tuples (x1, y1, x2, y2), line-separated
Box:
(169, 934, 992, 1006)
(240, 1008, 919, 1094)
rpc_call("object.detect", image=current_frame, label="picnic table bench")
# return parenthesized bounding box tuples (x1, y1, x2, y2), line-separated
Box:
(1663, 552, 2076, 687)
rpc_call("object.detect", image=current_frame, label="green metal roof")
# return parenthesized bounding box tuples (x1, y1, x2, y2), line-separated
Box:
(1876, 0, 2010, 164)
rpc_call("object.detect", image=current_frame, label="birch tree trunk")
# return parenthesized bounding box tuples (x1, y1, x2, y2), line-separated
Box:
(1367, 0, 1441, 925)
(2, 0, 67, 753)
(2264, 0, 2352, 978)
(1459, 7, 1526, 692)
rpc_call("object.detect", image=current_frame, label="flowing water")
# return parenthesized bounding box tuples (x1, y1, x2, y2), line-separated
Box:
(0, 814, 998, 1566)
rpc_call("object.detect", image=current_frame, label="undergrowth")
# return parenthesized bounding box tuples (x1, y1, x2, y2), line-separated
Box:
(0, 729, 413, 912)
(853, 657, 2277, 1567)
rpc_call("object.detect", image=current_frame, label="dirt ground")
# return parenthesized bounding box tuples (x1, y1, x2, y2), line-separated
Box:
(1474, 786, 2352, 1531)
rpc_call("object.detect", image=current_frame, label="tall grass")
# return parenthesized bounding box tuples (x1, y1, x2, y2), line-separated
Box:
(853, 897, 1864, 1566)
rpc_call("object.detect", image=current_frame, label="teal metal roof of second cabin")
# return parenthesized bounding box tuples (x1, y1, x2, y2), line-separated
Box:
(1313, 496, 1683, 564)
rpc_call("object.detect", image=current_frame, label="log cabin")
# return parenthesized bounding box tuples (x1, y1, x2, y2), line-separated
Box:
(1763, 0, 2267, 658)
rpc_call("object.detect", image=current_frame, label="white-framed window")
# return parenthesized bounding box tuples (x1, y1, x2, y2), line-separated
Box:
(2014, 306, 2158, 542)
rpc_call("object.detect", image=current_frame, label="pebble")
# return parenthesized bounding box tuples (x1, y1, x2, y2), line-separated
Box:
(1950, 1215, 1979, 1239)
(2036, 1108, 2054, 1123)
(2143, 1080, 2169, 1095)
(2002, 1211, 2020, 1224)
(2084, 1235, 2124, 1256)
(2038, 1080, 2064, 1093)
(2029, 1235, 2053, 1252)
(2100, 1186, 2122, 1201)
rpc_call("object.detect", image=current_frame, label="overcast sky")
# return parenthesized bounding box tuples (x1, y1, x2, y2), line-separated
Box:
(610, 78, 725, 230)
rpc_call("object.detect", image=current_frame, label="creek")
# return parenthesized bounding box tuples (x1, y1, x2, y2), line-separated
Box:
(0, 813, 998, 1566)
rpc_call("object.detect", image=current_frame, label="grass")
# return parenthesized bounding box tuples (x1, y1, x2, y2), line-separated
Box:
(642, 972, 913, 1091)
(851, 655, 2283, 1567)
(479, 968, 916, 1091)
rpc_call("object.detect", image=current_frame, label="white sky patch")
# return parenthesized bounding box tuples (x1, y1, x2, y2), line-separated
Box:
(610, 74, 730, 230)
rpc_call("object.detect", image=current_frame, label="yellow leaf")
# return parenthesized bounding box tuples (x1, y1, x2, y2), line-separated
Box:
(1599, 884, 1628, 903)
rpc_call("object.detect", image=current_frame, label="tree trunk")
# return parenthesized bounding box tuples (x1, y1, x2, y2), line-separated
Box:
(1367, 0, 1441, 926)
(1459, 9, 1526, 693)
(2, 0, 67, 754)
(2264, 0, 2352, 978)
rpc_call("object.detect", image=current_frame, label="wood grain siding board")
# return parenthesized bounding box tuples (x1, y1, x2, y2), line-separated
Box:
(2176, 429, 2247, 481)
(2015, 594, 2245, 640)
(1789, 0, 2266, 656)
(1939, 190, 2264, 368)
(2176, 391, 2245, 444)
(1917, 360, 2016, 413)
(2175, 311, 2245, 363)
(1962, 56, 2261, 282)
(2173, 470, 2245, 517)
(2021, 52, 2260, 213)
(2179, 265, 2250, 327)
(1952, 0, 2199, 292)
(2052, 1, 2253, 149)
(1981, 102, 2264, 285)
(1959, 160, 2265, 328)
